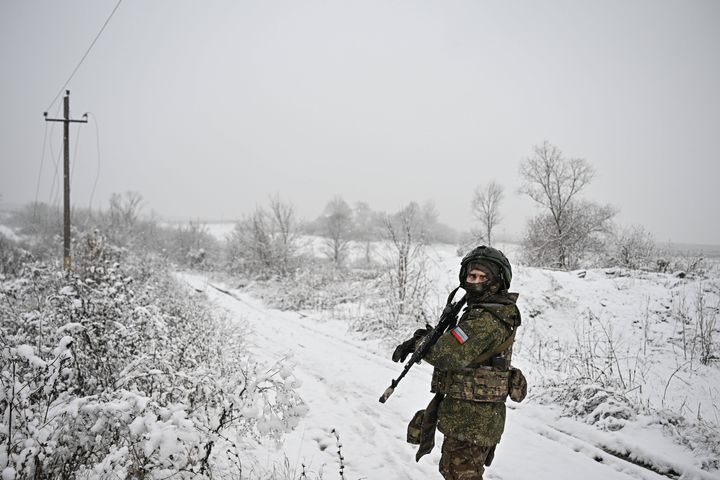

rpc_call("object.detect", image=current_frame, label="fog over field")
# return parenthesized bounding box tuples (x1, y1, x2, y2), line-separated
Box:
(1, 0, 719, 245)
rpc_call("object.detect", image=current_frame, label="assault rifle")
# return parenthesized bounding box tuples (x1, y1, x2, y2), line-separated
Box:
(379, 289, 467, 403)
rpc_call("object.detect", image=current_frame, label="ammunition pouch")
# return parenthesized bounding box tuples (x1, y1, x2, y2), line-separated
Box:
(431, 367, 510, 403)
(415, 393, 444, 461)
(431, 366, 528, 403)
(508, 367, 527, 403)
(406, 409, 424, 444)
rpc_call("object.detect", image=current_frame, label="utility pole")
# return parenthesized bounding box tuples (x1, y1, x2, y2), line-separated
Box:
(44, 90, 87, 271)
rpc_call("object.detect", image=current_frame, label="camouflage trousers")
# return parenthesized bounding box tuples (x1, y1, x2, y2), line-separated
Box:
(439, 436, 495, 480)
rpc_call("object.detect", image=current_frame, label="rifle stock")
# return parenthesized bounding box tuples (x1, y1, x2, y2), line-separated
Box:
(379, 292, 466, 403)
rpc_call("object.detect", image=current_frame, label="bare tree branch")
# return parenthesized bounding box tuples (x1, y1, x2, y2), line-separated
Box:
(321, 196, 353, 266)
(471, 181, 504, 246)
(519, 141, 612, 269)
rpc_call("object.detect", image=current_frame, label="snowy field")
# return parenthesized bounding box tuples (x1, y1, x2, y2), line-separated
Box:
(177, 239, 720, 480)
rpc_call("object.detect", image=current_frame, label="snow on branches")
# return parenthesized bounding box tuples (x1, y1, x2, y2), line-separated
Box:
(0, 231, 305, 479)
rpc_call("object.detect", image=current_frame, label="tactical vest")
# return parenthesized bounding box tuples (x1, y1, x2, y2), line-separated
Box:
(431, 367, 511, 403)
(430, 305, 527, 403)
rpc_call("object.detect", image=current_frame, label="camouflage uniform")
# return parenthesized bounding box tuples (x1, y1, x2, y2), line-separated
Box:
(424, 295, 520, 446)
(423, 293, 520, 480)
(401, 246, 522, 480)
(439, 437, 494, 480)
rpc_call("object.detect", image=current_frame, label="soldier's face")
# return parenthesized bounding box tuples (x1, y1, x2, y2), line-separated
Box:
(466, 268, 488, 285)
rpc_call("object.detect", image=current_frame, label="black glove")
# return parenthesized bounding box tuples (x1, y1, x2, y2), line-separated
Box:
(392, 327, 432, 363)
(392, 338, 416, 363)
(413, 326, 432, 339)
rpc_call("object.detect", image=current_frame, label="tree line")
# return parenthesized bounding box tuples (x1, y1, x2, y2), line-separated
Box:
(472, 141, 661, 271)
(1, 140, 681, 277)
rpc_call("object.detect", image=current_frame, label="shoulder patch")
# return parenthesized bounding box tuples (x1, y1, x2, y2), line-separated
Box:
(450, 326, 469, 344)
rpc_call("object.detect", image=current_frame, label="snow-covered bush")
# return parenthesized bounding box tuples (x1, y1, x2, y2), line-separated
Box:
(250, 261, 381, 314)
(0, 231, 305, 478)
(654, 410, 720, 471)
(605, 225, 657, 270)
(161, 221, 220, 269)
(239, 253, 429, 340)
(521, 206, 614, 270)
(535, 382, 637, 432)
(225, 197, 300, 279)
(0, 234, 29, 277)
(671, 281, 719, 366)
(381, 203, 432, 328)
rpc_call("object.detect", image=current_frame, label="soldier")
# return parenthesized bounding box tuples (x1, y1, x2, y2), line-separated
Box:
(392, 246, 525, 480)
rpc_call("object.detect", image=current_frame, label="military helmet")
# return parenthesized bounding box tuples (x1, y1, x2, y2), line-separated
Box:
(459, 245, 512, 290)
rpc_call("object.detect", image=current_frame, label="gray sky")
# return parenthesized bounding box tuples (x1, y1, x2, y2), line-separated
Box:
(1, 0, 719, 245)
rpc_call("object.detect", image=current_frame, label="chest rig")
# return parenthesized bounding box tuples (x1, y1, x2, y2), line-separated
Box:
(430, 304, 525, 403)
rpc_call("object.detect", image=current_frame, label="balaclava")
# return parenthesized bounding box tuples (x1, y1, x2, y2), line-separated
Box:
(463, 259, 502, 304)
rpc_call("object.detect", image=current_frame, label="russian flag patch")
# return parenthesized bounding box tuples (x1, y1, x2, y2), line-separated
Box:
(451, 326, 469, 344)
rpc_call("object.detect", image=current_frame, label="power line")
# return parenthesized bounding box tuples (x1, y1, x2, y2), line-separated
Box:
(70, 121, 83, 181)
(43, 103, 63, 208)
(33, 121, 49, 221)
(86, 112, 102, 212)
(45, 0, 124, 113)
(48, 120, 63, 208)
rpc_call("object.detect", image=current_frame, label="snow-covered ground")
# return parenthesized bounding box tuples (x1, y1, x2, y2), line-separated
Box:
(180, 241, 720, 480)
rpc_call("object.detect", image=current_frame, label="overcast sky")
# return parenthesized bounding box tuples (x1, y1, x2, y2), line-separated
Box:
(1, 0, 718, 245)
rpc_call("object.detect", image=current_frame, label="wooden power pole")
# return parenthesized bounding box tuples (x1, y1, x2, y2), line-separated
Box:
(44, 90, 87, 271)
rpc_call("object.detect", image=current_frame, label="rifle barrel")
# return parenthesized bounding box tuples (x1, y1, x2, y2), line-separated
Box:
(378, 294, 466, 403)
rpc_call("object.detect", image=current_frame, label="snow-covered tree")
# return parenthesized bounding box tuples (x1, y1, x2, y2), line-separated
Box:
(320, 196, 353, 266)
(519, 141, 616, 269)
(471, 180, 504, 247)
(383, 202, 430, 326)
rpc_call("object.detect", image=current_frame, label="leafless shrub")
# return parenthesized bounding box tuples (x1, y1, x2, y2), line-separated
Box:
(677, 254, 707, 278)
(607, 224, 657, 270)
(654, 243, 711, 278)
(108, 191, 144, 228)
(166, 220, 220, 268)
(695, 284, 719, 365)
(0, 235, 30, 277)
(521, 201, 616, 269)
(253, 261, 381, 313)
(565, 310, 644, 392)
(382, 202, 431, 328)
(530, 309, 649, 431)
(226, 196, 299, 278)
(671, 284, 719, 366)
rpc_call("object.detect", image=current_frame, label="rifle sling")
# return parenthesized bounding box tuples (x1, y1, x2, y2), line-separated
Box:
(468, 328, 516, 368)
